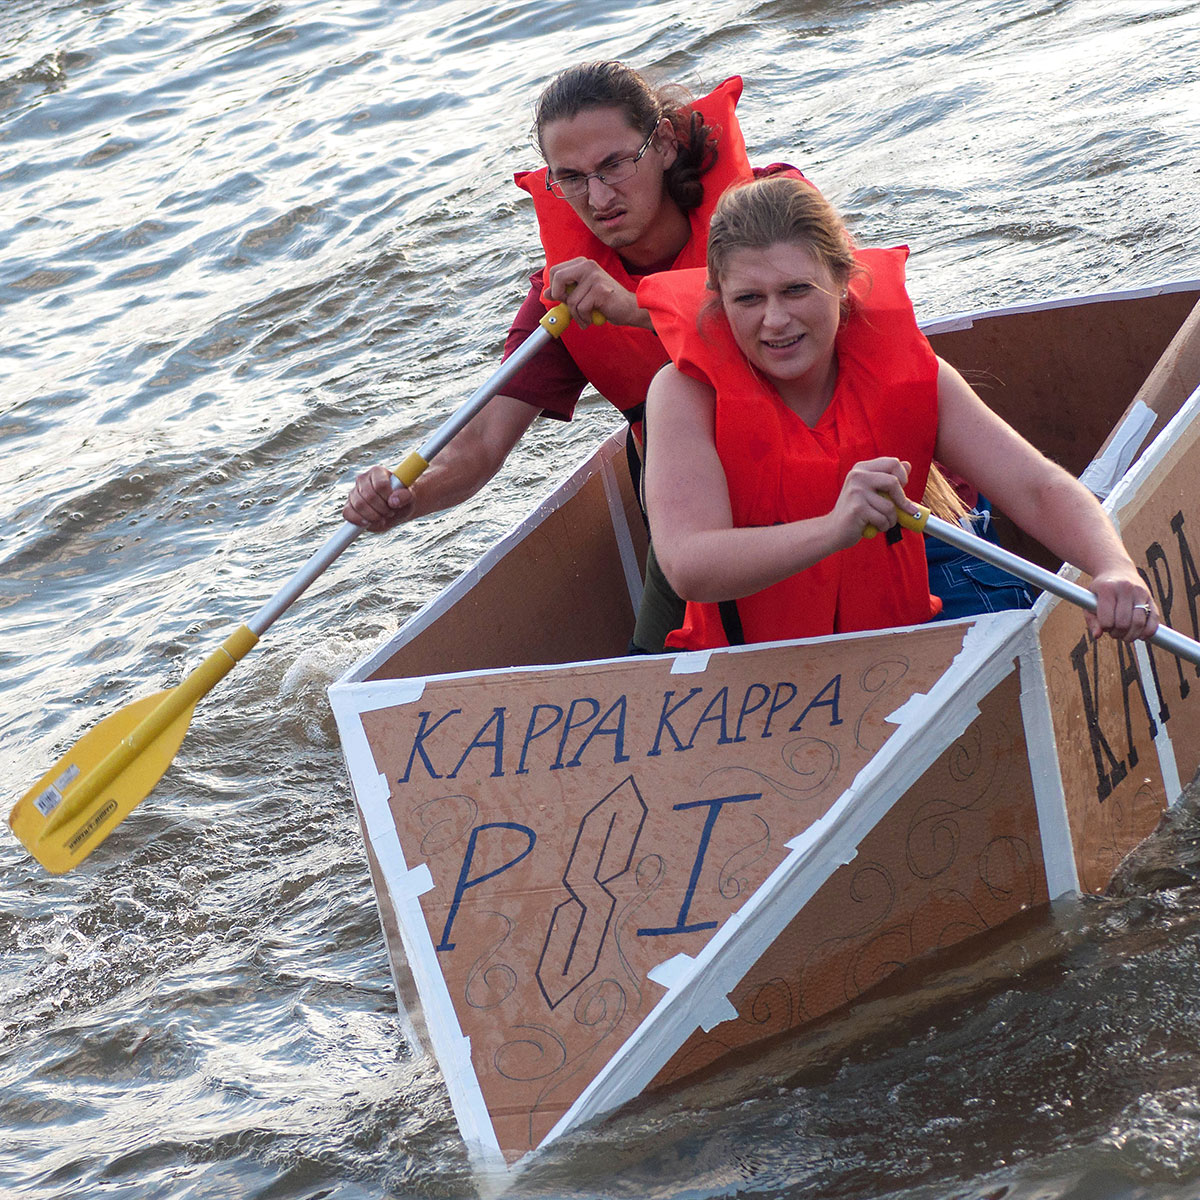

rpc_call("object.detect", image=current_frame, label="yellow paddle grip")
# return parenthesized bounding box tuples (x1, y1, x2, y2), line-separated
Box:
(539, 300, 606, 338)
(391, 451, 429, 488)
(863, 503, 930, 539)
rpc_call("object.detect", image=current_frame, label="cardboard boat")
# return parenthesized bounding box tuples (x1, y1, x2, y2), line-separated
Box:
(329, 278, 1200, 1178)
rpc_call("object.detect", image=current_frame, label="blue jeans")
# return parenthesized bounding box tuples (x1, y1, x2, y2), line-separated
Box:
(927, 499, 1036, 621)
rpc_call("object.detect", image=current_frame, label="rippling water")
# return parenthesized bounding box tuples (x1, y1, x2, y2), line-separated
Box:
(3, 1, 1200, 1197)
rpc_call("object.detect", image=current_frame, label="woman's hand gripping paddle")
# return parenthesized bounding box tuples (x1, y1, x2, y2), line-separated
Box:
(882, 504, 1200, 668)
(9, 301, 594, 873)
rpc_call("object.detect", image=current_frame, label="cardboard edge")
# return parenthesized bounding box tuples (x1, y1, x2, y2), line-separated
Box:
(919, 276, 1200, 336)
(1016, 595, 1080, 898)
(334, 424, 632, 686)
(329, 679, 510, 1172)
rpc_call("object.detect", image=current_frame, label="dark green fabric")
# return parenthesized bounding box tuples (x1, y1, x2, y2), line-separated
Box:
(631, 539, 685, 654)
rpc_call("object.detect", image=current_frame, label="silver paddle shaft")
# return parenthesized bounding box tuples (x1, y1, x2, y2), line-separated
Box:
(247, 323, 556, 636)
(921, 511, 1200, 668)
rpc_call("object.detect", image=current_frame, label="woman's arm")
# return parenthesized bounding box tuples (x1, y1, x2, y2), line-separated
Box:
(644, 365, 913, 602)
(932, 357, 1157, 641)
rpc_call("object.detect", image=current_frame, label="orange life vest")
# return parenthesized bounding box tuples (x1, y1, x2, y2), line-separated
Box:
(637, 247, 942, 648)
(514, 76, 755, 436)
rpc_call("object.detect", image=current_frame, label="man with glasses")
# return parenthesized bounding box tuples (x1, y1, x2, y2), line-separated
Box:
(344, 62, 804, 652)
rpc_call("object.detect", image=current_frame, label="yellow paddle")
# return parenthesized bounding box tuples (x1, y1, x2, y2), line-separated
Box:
(10, 301, 588, 873)
(892, 503, 1200, 667)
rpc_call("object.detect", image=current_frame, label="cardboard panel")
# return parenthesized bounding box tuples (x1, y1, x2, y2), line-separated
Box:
(649, 665, 1046, 1088)
(1039, 406, 1200, 892)
(368, 440, 647, 682)
(1094, 297, 1200, 466)
(1114, 401, 1200, 805)
(928, 288, 1200, 570)
(926, 289, 1199, 479)
(357, 624, 968, 1162)
(1040, 604, 1169, 895)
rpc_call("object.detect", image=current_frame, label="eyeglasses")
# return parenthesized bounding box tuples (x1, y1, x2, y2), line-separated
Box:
(545, 130, 657, 200)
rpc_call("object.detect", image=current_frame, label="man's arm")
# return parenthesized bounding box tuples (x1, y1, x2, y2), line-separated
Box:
(343, 394, 538, 532)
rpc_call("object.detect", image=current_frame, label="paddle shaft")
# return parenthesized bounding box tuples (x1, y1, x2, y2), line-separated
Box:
(905, 506, 1200, 668)
(248, 313, 566, 636)
(16, 297, 611, 870)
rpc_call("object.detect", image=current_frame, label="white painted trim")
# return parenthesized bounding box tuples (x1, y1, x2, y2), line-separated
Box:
(600, 438, 644, 614)
(1016, 605, 1080, 900)
(538, 610, 1031, 1146)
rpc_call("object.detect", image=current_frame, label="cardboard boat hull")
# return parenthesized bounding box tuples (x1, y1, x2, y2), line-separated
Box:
(330, 279, 1200, 1175)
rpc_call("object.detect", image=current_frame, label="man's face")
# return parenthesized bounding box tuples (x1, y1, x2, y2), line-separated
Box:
(541, 107, 679, 260)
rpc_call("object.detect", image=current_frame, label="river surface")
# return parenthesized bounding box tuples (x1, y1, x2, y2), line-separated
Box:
(3, 1, 1200, 1197)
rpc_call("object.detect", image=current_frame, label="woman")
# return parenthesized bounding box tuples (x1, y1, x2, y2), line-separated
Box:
(638, 175, 1158, 650)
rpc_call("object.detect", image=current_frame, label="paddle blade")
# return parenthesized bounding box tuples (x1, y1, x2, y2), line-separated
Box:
(9, 689, 196, 874)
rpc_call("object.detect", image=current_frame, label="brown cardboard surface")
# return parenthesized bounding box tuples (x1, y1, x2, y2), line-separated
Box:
(1041, 405, 1200, 893)
(1095, 296, 1200, 465)
(1040, 594, 1169, 894)
(928, 287, 1200, 571)
(368, 444, 647, 682)
(358, 623, 969, 1161)
(650, 665, 1046, 1088)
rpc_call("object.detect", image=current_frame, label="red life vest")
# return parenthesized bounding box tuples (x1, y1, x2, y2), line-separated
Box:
(513, 76, 755, 436)
(637, 247, 942, 649)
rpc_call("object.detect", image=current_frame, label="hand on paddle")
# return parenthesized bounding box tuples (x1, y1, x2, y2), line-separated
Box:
(838, 458, 920, 549)
(546, 257, 648, 330)
(1086, 565, 1160, 644)
(344, 464, 415, 532)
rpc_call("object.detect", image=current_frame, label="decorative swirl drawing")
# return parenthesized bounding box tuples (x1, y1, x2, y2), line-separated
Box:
(915, 887, 990, 951)
(741, 977, 795, 1033)
(527, 978, 628, 1148)
(463, 910, 517, 1011)
(494, 1022, 566, 1082)
(611, 852, 667, 1003)
(1086, 777, 1163, 890)
(978, 835, 1039, 907)
(904, 723, 1005, 880)
(718, 814, 771, 902)
(848, 924, 915, 995)
(797, 861, 897, 1015)
(779, 736, 841, 794)
(906, 809, 963, 881)
(699, 736, 840, 803)
(412, 792, 479, 857)
(844, 886, 990, 996)
(854, 657, 912, 752)
(945, 722, 991, 786)
(668, 975, 798, 1078)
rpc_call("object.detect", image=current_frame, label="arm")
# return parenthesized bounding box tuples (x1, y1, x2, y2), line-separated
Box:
(343, 394, 537, 532)
(932, 357, 1158, 641)
(644, 365, 913, 601)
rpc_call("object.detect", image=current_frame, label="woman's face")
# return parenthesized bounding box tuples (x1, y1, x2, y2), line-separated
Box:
(718, 241, 843, 403)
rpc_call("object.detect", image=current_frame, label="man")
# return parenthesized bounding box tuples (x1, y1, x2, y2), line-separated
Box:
(344, 62, 804, 651)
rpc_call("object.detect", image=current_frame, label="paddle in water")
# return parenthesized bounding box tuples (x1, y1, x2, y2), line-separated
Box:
(9, 301, 587, 873)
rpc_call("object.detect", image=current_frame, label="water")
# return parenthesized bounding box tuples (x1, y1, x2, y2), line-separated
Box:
(2, 0, 1199, 1196)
